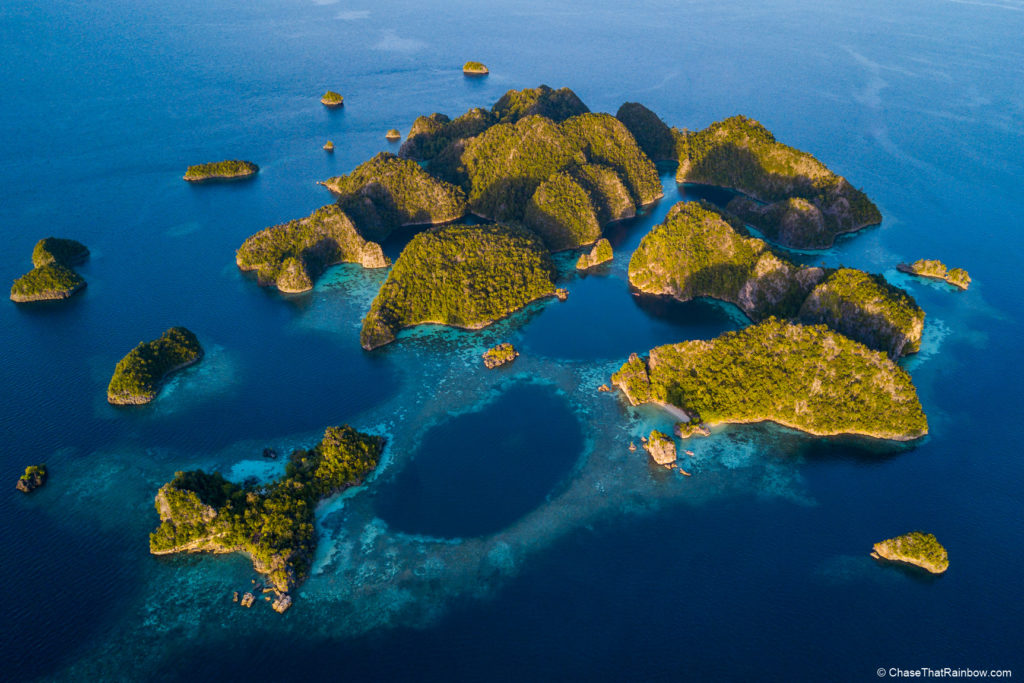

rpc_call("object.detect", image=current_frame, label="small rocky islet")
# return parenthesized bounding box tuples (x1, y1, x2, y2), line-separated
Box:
(898, 259, 970, 290)
(16, 465, 48, 493)
(462, 61, 489, 76)
(482, 342, 519, 369)
(107, 327, 203, 405)
(183, 160, 258, 182)
(872, 532, 949, 574)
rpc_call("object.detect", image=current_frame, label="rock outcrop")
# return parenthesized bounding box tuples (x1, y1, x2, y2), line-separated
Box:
(482, 342, 519, 369)
(16, 465, 47, 493)
(643, 430, 677, 465)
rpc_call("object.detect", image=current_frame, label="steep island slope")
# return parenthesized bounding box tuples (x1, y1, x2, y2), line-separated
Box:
(360, 224, 557, 349)
(321, 152, 467, 241)
(11, 237, 89, 302)
(107, 327, 203, 405)
(611, 318, 927, 441)
(236, 204, 388, 293)
(151, 426, 384, 600)
(675, 115, 881, 248)
(628, 202, 922, 357)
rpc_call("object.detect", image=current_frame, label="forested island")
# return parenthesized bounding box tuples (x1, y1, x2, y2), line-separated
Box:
(320, 90, 344, 107)
(628, 202, 923, 358)
(108, 327, 203, 405)
(872, 532, 949, 574)
(10, 237, 89, 302)
(898, 259, 970, 290)
(611, 318, 927, 441)
(462, 61, 489, 75)
(184, 160, 258, 182)
(576, 238, 613, 270)
(151, 426, 384, 607)
(16, 465, 48, 493)
(360, 224, 557, 349)
(236, 204, 388, 293)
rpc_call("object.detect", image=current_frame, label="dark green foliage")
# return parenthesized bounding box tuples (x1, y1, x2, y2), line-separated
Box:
(561, 113, 662, 205)
(875, 532, 949, 572)
(524, 171, 601, 250)
(799, 268, 924, 358)
(10, 263, 85, 301)
(615, 318, 928, 440)
(184, 160, 258, 181)
(628, 201, 820, 320)
(400, 108, 496, 162)
(32, 237, 89, 268)
(150, 426, 384, 593)
(462, 61, 488, 74)
(323, 152, 467, 240)
(676, 116, 880, 247)
(360, 224, 557, 349)
(236, 204, 387, 292)
(615, 102, 677, 161)
(491, 85, 589, 124)
(107, 327, 203, 404)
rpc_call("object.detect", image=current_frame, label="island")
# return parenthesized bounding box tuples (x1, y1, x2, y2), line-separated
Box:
(320, 152, 467, 241)
(323, 141, 334, 152)
(491, 85, 590, 124)
(107, 327, 203, 405)
(897, 259, 970, 290)
(643, 430, 677, 465)
(674, 115, 881, 248)
(183, 160, 258, 182)
(11, 237, 90, 303)
(482, 342, 519, 369)
(399, 108, 496, 162)
(320, 90, 344, 108)
(16, 465, 48, 493)
(871, 531, 949, 574)
(385, 129, 401, 141)
(611, 318, 928, 441)
(799, 268, 924, 358)
(236, 204, 389, 293)
(628, 201, 923, 356)
(32, 237, 89, 268)
(462, 61, 489, 75)
(615, 102, 678, 162)
(360, 223, 558, 350)
(150, 425, 384, 607)
(576, 238, 614, 270)
(11, 263, 86, 302)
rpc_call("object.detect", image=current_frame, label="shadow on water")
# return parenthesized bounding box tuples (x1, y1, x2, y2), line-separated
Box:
(373, 382, 583, 539)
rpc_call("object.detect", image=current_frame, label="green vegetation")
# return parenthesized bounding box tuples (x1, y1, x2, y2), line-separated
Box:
(676, 116, 881, 248)
(32, 237, 89, 268)
(576, 237, 613, 270)
(455, 112, 659, 244)
(491, 85, 589, 124)
(628, 201, 823, 320)
(615, 102, 677, 162)
(898, 259, 970, 290)
(183, 160, 258, 181)
(323, 141, 334, 152)
(322, 152, 467, 241)
(462, 61, 488, 75)
(872, 531, 949, 574)
(16, 464, 48, 493)
(321, 90, 344, 107)
(799, 268, 924, 358)
(385, 129, 401, 140)
(482, 342, 519, 369)
(360, 224, 557, 349)
(107, 327, 203, 405)
(10, 263, 85, 302)
(612, 318, 927, 441)
(401, 108, 496, 162)
(150, 426, 384, 594)
(236, 204, 388, 293)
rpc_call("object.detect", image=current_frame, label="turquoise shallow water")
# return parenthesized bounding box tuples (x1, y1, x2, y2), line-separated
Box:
(2, 0, 1023, 680)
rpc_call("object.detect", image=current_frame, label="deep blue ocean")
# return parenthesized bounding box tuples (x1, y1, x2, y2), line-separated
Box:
(2, 0, 1023, 680)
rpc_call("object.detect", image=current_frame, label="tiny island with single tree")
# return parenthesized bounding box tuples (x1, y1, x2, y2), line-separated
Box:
(898, 259, 970, 290)
(184, 160, 258, 182)
(320, 90, 344, 108)
(150, 426, 384, 610)
(10, 237, 89, 302)
(872, 531, 949, 574)
(108, 327, 203, 405)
